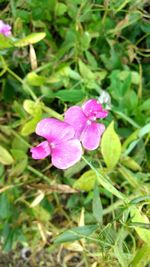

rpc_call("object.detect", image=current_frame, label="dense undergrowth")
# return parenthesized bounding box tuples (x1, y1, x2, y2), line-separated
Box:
(0, 0, 150, 266)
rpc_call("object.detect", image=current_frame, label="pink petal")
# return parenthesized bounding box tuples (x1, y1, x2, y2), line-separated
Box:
(51, 139, 83, 169)
(95, 110, 108, 119)
(64, 106, 87, 138)
(30, 141, 51, 159)
(0, 20, 11, 36)
(36, 118, 75, 143)
(81, 122, 105, 150)
(82, 99, 108, 119)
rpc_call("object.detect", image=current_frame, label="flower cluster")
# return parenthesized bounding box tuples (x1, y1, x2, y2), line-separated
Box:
(0, 20, 11, 37)
(31, 99, 109, 169)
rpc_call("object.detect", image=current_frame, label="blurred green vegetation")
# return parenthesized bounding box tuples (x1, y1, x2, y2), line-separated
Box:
(0, 0, 150, 266)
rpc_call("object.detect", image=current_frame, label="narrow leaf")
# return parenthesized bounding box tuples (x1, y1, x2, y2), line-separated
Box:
(131, 244, 150, 267)
(92, 184, 103, 224)
(14, 32, 46, 47)
(54, 225, 97, 244)
(130, 206, 150, 244)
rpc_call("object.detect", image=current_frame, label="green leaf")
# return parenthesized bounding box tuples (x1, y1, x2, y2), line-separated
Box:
(121, 72, 131, 96)
(26, 72, 46, 86)
(130, 206, 150, 244)
(3, 227, 14, 252)
(101, 121, 121, 169)
(33, 206, 50, 223)
(9, 157, 28, 177)
(21, 116, 41, 136)
(119, 166, 140, 188)
(47, 66, 81, 84)
(55, 89, 85, 103)
(64, 160, 86, 178)
(23, 100, 43, 116)
(85, 50, 98, 68)
(130, 195, 150, 204)
(0, 194, 12, 219)
(92, 184, 103, 224)
(139, 122, 150, 138)
(73, 169, 97, 192)
(119, 70, 140, 85)
(14, 32, 46, 47)
(140, 98, 150, 111)
(80, 31, 91, 51)
(0, 163, 4, 176)
(74, 165, 125, 200)
(0, 145, 14, 165)
(114, 229, 129, 267)
(131, 244, 150, 267)
(121, 156, 141, 171)
(78, 59, 94, 80)
(55, 3, 67, 16)
(0, 34, 13, 49)
(95, 170, 125, 200)
(54, 225, 97, 244)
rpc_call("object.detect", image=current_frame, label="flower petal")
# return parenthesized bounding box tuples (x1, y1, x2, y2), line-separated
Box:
(30, 141, 51, 159)
(95, 110, 108, 119)
(0, 20, 11, 36)
(82, 99, 108, 119)
(64, 106, 87, 138)
(81, 122, 105, 150)
(36, 118, 75, 143)
(51, 139, 83, 169)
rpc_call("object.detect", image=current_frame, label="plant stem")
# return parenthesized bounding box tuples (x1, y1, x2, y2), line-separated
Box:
(7, 68, 37, 101)
(82, 155, 126, 200)
(27, 166, 51, 184)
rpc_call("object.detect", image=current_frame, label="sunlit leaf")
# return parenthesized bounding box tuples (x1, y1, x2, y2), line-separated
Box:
(21, 116, 41, 136)
(131, 244, 150, 267)
(73, 169, 96, 192)
(26, 72, 46, 86)
(130, 206, 150, 244)
(101, 121, 121, 168)
(0, 146, 14, 165)
(14, 32, 46, 47)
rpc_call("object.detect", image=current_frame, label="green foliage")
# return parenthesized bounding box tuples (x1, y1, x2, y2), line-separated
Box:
(0, 145, 14, 165)
(101, 121, 122, 169)
(0, 0, 150, 265)
(54, 225, 97, 243)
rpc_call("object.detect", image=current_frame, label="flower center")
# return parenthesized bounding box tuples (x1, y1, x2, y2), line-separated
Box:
(88, 115, 96, 121)
(87, 120, 92, 125)
(50, 142, 56, 149)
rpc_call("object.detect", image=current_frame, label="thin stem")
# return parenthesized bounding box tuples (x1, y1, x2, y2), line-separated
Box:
(11, 129, 31, 148)
(35, 62, 52, 73)
(7, 68, 23, 83)
(27, 166, 51, 184)
(82, 155, 126, 200)
(42, 106, 63, 120)
(7, 68, 37, 101)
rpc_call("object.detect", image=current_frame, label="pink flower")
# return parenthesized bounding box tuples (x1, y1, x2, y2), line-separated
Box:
(0, 20, 11, 37)
(64, 99, 108, 150)
(30, 118, 83, 169)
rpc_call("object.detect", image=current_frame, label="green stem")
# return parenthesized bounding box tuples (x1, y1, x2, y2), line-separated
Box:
(35, 62, 52, 73)
(82, 155, 126, 200)
(7, 68, 23, 83)
(7, 68, 37, 101)
(27, 166, 51, 184)
(11, 129, 31, 148)
(42, 106, 63, 120)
